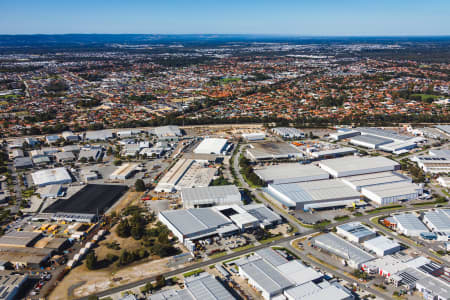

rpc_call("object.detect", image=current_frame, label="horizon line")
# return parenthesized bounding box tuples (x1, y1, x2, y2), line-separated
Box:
(1, 33, 449, 37)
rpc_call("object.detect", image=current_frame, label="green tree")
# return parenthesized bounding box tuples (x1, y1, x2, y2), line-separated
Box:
(86, 251, 98, 270)
(142, 282, 153, 293)
(134, 179, 146, 192)
(116, 219, 131, 238)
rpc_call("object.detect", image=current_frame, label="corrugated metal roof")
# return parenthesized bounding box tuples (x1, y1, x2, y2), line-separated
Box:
(240, 258, 293, 295)
(181, 185, 240, 203)
(254, 163, 329, 182)
(350, 134, 393, 145)
(185, 273, 235, 300)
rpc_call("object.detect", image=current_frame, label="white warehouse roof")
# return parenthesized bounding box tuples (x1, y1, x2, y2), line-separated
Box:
(361, 181, 422, 205)
(181, 185, 241, 208)
(318, 156, 399, 177)
(341, 171, 410, 191)
(31, 167, 72, 187)
(254, 163, 329, 184)
(194, 138, 229, 154)
(363, 236, 401, 257)
(268, 179, 361, 210)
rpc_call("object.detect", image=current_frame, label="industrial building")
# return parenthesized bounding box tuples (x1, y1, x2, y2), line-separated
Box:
(318, 156, 399, 178)
(150, 271, 236, 300)
(254, 163, 329, 184)
(361, 181, 422, 205)
(413, 155, 450, 174)
(422, 210, 450, 234)
(336, 222, 376, 243)
(239, 257, 293, 299)
(0, 274, 29, 300)
(0, 231, 42, 248)
(155, 159, 217, 193)
(158, 208, 234, 243)
(284, 282, 353, 300)
(109, 163, 137, 180)
(31, 167, 72, 187)
(242, 132, 266, 141)
(0, 247, 53, 268)
(308, 147, 356, 159)
(329, 129, 361, 141)
(246, 142, 303, 161)
(158, 204, 281, 244)
(153, 125, 182, 138)
(391, 213, 429, 237)
(267, 179, 361, 211)
(349, 134, 393, 149)
(84, 129, 114, 141)
(340, 172, 411, 192)
(55, 151, 76, 162)
(312, 233, 375, 269)
(181, 185, 241, 208)
(363, 236, 401, 256)
(13, 157, 33, 169)
(194, 138, 230, 155)
(271, 127, 305, 139)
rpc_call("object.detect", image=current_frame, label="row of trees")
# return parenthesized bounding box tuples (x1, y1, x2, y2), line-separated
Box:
(239, 155, 264, 187)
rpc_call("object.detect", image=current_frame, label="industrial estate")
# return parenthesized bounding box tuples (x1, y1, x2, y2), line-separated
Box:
(0, 121, 448, 300)
(0, 33, 449, 300)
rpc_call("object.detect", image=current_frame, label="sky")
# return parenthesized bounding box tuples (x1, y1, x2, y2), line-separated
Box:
(0, 0, 449, 36)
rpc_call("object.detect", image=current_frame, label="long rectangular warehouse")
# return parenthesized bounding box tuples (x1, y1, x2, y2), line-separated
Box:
(267, 179, 361, 211)
(349, 134, 393, 149)
(181, 185, 241, 208)
(254, 163, 329, 184)
(318, 156, 399, 178)
(341, 171, 411, 191)
(361, 181, 422, 205)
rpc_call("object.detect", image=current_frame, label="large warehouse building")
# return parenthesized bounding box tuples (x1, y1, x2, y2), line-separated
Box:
(31, 167, 72, 187)
(267, 179, 361, 211)
(318, 156, 400, 178)
(349, 134, 393, 149)
(194, 138, 230, 155)
(361, 181, 422, 205)
(363, 236, 401, 257)
(254, 163, 329, 184)
(340, 171, 411, 192)
(181, 185, 241, 208)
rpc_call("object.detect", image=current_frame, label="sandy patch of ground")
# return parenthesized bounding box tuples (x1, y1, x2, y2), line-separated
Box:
(49, 256, 174, 300)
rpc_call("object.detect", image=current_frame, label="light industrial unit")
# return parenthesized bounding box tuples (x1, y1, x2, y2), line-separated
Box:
(336, 222, 376, 243)
(31, 167, 72, 187)
(312, 233, 375, 269)
(363, 236, 401, 257)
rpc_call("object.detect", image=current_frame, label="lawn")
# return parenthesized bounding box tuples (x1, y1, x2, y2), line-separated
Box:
(183, 268, 204, 277)
(259, 235, 283, 244)
(208, 251, 227, 259)
(366, 205, 403, 214)
(231, 244, 254, 252)
(410, 93, 441, 101)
